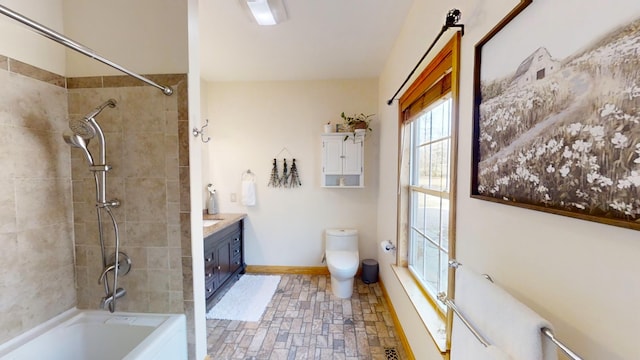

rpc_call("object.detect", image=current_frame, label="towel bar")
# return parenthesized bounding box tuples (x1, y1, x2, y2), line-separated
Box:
(542, 327, 584, 360)
(440, 295, 584, 359)
(437, 293, 490, 348)
(444, 260, 585, 360)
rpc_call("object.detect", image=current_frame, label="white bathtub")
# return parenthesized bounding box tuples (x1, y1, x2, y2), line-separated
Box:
(0, 308, 187, 360)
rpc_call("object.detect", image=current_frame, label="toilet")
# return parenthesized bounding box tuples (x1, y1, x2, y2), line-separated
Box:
(325, 229, 359, 298)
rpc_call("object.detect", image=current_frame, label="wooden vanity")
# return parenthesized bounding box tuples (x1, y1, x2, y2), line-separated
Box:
(203, 213, 246, 311)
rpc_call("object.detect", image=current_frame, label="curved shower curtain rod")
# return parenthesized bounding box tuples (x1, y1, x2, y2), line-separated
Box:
(0, 4, 173, 96)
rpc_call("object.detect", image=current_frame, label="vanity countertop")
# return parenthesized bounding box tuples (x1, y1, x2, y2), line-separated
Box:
(203, 213, 246, 237)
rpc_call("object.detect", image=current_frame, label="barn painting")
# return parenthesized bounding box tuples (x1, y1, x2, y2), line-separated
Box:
(473, 4, 640, 228)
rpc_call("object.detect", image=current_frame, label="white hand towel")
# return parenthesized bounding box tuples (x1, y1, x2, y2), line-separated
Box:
(451, 316, 513, 360)
(454, 266, 557, 360)
(241, 180, 256, 206)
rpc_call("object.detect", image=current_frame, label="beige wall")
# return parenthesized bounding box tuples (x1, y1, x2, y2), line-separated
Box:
(0, 0, 66, 76)
(377, 0, 640, 359)
(204, 79, 379, 266)
(62, 0, 188, 77)
(0, 58, 75, 344)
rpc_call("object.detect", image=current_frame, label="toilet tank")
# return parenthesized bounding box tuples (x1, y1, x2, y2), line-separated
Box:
(326, 229, 358, 251)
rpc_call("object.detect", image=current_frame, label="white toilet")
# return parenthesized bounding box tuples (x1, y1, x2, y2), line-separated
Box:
(325, 229, 359, 298)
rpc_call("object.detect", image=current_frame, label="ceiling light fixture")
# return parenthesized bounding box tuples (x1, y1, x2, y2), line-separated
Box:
(244, 0, 287, 26)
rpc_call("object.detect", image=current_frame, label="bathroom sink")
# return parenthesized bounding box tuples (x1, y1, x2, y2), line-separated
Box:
(203, 219, 222, 227)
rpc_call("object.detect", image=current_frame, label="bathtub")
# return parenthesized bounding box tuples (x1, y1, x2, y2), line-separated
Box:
(0, 308, 187, 360)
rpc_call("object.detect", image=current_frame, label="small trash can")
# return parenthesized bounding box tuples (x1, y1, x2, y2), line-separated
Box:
(361, 259, 379, 284)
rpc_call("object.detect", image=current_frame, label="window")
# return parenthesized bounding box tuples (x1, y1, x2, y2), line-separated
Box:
(397, 33, 459, 325)
(409, 98, 452, 309)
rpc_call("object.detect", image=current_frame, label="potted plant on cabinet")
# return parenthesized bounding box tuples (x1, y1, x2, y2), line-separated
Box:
(340, 112, 374, 141)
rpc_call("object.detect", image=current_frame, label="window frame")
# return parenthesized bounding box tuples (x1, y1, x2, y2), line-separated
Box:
(396, 32, 460, 351)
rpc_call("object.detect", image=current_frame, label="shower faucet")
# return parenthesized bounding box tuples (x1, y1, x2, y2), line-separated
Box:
(100, 288, 127, 310)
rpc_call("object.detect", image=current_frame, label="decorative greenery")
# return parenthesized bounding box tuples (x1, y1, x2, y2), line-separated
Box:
(340, 112, 374, 132)
(340, 112, 374, 141)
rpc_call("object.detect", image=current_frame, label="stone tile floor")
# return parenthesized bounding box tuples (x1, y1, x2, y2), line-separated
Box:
(206, 274, 408, 359)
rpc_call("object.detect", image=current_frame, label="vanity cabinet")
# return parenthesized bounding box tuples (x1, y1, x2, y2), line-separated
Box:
(204, 219, 245, 311)
(321, 133, 364, 187)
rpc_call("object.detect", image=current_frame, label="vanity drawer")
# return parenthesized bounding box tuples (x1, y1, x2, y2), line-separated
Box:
(230, 253, 242, 273)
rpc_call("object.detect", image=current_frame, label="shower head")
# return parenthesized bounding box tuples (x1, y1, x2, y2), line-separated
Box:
(69, 117, 96, 139)
(84, 98, 117, 121)
(63, 131, 94, 165)
(66, 98, 116, 164)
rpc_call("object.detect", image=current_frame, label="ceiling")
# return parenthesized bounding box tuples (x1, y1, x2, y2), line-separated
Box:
(199, 0, 414, 82)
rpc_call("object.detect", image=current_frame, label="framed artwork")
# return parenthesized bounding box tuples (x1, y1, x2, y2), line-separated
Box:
(472, 0, 640, 230)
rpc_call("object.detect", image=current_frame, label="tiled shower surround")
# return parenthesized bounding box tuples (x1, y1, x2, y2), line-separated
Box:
(0, 57, 75, 344)
(68, 81, 186, 313)
(0, 55, 195, 353)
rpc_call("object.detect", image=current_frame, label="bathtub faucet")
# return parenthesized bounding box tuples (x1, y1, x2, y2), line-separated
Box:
(98, 264, 117, 284)
(100, 287, 126, 311)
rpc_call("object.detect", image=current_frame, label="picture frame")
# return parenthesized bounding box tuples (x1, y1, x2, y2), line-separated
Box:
(471, 0, 640, 230)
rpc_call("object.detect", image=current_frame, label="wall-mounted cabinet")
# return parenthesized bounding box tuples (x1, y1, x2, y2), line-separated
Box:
(321, 133, 364, 188)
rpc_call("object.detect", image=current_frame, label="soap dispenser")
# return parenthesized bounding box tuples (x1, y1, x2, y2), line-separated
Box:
(206, 184, 219, 215)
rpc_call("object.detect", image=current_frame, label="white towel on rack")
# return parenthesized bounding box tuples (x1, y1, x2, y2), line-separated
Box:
(452, 266, 557, 360)
(451, 316, 513, 360)
(241, 179, 256, 206)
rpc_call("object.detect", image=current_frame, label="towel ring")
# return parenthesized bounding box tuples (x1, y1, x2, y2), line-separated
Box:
(242, 169, 256, 181)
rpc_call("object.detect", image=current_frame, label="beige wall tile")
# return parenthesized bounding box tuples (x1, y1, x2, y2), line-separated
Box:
(178, 120, 189, 166)
(67, 88, 115, 114)
(166, 180, 180, 203)
(148, 270, 172, 292)
(9, 59, 65, 88)
(125, 178, 167, 222)
(0, 71, 67, 133)
(119, 87, 165, 116)
(0, 180, 16, 233)
(181, 256, 193, 301)
(122, 133, 166, 178)
(0, 233, 20, 284)
(180, 213, 191, 255)
(147, 247, 170, 269)
(168, 202, 181, 225)
(179, 167, 190, 213)
(169, 267, 184, 292)
(169, 291, 184, 312)
(123, 246, 148, 269)
(165, 111, 179, 135)
(15, 177, 72, 231)
(123, 111, 166, 134)
(168, 224, 181, 247)
(67, 77, 102, 89)
(124, 222, 168, 247)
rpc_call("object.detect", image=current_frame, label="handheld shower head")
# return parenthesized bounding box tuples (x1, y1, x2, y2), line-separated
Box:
(63, 131, 94, 165)
(69, 117, 96, 139)
(68, 99, 116, 139)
